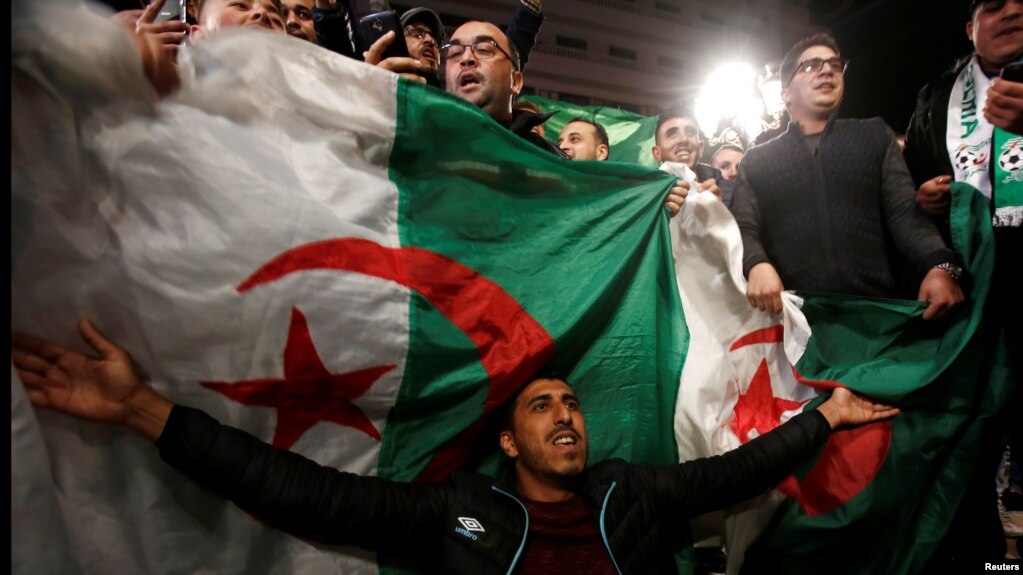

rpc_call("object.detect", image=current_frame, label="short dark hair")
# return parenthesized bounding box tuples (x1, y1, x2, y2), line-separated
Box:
(780, 33, 841, 87)
(514, 100, 544, 115)
(655, 106, 701, 140)
(566, 117, 610, 149)
(506, 38, 522, 71)
(500, 370, 570, 431)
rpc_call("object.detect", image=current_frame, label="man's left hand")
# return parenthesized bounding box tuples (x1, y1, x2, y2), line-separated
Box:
(985, 77, 1023, 135)
(917, 267, 964, 320)
(699, 178, 723, 202)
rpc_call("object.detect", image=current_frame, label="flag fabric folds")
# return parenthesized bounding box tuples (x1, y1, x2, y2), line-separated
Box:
(12, 4, 684, 574)
(671, 184, 1007, 574)
(12, 4, 1009, 575)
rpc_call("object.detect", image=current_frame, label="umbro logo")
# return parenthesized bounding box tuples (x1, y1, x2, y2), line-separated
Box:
(454, 517, 485, 541)
(458, 517, 485, 532)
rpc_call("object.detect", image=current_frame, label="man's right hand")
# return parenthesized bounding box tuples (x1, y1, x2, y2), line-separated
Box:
(12, 320, 173, 441)
(133, 0, 190, 59)
(363, 31, 432, 84)
(665, 181, 689, 217)
(985, 77, 1023, 135)
(746, 262, 785, 313)
(916, 175, 952, 215)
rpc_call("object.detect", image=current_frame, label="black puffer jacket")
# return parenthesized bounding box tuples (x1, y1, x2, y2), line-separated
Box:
(904, 62, 964, 186)
(157, 406, 830, 574)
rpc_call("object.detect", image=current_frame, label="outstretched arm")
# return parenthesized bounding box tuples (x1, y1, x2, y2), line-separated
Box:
(12, 321, 450, 552)
(815, 386, 900, 429)
(12, 319, 173, 441)
(647, 388, 899, 517)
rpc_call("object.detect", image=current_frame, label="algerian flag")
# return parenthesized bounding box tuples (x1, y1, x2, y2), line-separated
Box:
(12, 4, 684, 574)
(671, 182, 1007, 574)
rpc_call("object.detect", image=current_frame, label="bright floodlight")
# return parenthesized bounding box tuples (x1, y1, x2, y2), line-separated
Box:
(694, 62, 765, 141)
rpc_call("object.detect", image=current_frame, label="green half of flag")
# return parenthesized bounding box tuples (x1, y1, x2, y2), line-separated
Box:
(744, 183, 1011, 574)
(377, 80, 688, 484)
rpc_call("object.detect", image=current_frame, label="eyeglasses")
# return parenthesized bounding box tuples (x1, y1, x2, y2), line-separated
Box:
(789, 57, 849, 84)
(440, 39, 515, 67)
(403, 25, 435, 41)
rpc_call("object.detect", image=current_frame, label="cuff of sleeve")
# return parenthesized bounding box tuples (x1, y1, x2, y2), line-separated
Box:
(742, 254, 770, 278)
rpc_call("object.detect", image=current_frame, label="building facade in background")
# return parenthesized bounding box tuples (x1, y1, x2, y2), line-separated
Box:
(384, 0, 821, 115)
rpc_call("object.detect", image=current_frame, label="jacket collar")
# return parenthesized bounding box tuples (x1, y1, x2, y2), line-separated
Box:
(784, 113, 839, 140)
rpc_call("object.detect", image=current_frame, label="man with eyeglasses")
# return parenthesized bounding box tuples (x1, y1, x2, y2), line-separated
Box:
(904, 0, 1023, 565)
(732, 33, 964, 321)
(400, 8, 444, 82)
(440, 20, 567, 156)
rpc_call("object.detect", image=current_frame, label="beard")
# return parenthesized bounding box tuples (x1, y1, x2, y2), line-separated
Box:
(514, 430, 586, 485)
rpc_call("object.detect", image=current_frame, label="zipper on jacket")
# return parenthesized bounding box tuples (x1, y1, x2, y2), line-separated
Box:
(598, 481, 624, 575)
(491, 485, 529, 575)
(810, 131, 836, 281)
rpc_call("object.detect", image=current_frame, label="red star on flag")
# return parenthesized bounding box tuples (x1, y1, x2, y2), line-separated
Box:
(729, 358, 806, 443)
(201, 307, 395, 449)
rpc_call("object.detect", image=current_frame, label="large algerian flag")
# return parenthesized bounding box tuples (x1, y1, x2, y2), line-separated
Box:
(12, 4, 685, 574)
(671, 184, 1008, 574)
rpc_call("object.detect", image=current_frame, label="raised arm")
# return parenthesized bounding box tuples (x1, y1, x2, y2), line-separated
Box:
(645, 388, 898, 518)
(13, 319, 172, 441)
(12, 321, 449, 554)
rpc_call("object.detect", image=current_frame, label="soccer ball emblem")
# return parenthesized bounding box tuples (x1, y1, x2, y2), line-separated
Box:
(955, 147, 978, 171)
(999, 145, 1023, 173)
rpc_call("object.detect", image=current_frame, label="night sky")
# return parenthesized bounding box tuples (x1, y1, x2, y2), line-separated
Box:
(814, 0, 975, 132)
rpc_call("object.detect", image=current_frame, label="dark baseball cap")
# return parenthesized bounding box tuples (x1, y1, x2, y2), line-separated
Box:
(400, 8, 446, 44)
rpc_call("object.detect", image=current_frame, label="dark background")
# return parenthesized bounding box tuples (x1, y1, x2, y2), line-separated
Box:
(810, 0, 975, 131)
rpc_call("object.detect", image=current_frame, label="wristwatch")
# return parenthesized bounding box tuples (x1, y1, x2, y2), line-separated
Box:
(932, 261, 964, 282)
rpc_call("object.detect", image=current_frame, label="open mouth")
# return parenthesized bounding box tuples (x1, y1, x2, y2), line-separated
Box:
(550, 430, 580, 449)
(459, 73, 482, 89)
(997, 25, 1023, 38)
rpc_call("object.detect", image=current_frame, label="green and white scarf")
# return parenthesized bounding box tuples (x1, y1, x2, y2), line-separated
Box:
(947, 56, 1023, 227)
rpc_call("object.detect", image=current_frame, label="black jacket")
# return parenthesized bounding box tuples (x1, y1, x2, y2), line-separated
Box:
(732, 117, 955, 298)
(904, 61, 965, 186)
(509, 109, 569, 157)
(157, 406, 831, 574)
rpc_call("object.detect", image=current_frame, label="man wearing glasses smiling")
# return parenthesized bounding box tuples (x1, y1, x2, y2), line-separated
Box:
(732, 34, 964, 322)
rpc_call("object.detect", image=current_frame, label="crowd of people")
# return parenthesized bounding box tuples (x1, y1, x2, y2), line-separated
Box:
(13, 0, 1023, 572)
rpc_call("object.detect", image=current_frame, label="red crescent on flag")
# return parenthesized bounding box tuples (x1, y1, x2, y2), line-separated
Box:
(237, 238, 555, 482)
(731, 325, 892, 516)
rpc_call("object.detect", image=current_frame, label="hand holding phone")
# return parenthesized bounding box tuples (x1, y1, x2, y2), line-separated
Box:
(359, 12, 409, 61)
(136, 0, 190, 57)
(1000, 61, 1023, 83)
(154, 0, 187, 23)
